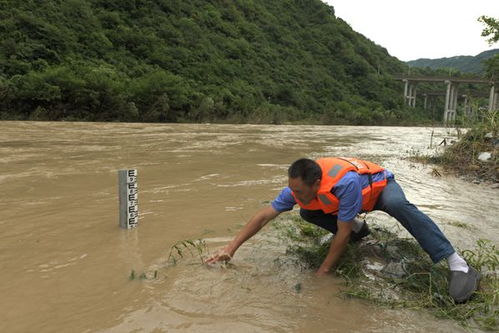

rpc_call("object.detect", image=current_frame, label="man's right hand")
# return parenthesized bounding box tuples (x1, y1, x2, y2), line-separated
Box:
(204, 206, 280, 265)
(204, 246, 233, 264)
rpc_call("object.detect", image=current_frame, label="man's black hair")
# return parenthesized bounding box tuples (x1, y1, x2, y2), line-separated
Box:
(288, 158, 322, 186)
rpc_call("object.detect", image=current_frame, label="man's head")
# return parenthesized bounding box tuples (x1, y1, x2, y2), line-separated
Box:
(288, 158, 322, 203)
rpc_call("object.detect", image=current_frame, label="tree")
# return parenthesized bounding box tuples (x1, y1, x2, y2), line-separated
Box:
(478, 15, 499, 81)
(478, 16, 499, 45)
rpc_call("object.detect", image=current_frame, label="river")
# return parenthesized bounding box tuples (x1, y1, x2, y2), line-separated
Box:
(1, 121, 497, 332)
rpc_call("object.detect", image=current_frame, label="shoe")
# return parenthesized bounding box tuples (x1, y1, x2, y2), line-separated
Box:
(350, 220, 370, 243)
(449, 266, 480, 303)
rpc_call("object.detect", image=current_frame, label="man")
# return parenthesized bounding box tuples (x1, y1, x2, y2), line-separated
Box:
(206, 157, 479, 302)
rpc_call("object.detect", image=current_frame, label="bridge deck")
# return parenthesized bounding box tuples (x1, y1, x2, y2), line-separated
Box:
(420, 91, 490, 97)
(394, 75, 492, 84)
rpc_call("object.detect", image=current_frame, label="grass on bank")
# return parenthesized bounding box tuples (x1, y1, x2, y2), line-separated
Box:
(273, 214, 498, 331)
(410, 109, 498, 183)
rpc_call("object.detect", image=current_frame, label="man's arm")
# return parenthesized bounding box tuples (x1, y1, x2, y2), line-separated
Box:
(205, 206, 281, 264)
(316, 219, 352, 275)
(316, 172, 362, 275)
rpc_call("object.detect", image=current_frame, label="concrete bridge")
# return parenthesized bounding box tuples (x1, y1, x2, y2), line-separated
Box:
(394, 75, 498, 126)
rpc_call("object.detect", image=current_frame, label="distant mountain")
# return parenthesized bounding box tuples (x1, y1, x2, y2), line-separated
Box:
(406, 49, 499, 74)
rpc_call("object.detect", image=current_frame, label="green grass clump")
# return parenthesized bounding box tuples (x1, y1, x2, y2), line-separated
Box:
(167, 239, 208, 265)
(128, 269, 159, 281)
(274, 214, 499, 331)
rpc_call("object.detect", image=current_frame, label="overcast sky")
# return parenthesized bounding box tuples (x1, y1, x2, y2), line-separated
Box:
(323, 0, 499, 62)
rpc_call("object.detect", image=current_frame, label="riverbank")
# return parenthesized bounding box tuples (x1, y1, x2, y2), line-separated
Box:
(0, 112, 438, 127)
(410, 116, 498, 184)
(272, 214, 498, 331)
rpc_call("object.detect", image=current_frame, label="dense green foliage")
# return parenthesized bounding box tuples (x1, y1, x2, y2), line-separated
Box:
(483, 54, 499, 82)
(479, 16, 499, 45)
(480, 16, 499, 82)
(0, 0, 426, 124)
(407, 49, 499, 74)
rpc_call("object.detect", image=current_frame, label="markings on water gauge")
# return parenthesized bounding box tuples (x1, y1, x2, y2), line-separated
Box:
(119, 169, 139, 229)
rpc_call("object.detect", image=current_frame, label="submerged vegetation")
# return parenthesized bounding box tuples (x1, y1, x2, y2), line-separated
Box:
(128, 239, 207, 282)
(273, 214, 499, 331)
(167, 239, 207, 265)
(129, 269, 158, 281)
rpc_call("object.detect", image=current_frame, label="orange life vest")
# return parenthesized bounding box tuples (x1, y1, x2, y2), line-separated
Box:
(290, 157, 387, 215)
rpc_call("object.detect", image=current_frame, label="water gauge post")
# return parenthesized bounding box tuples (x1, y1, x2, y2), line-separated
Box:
(118, 169, 138, 229)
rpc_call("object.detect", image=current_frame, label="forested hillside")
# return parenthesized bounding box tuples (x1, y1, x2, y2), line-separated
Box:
(0, 0, 413, 124)
(407, 49, 499, 74)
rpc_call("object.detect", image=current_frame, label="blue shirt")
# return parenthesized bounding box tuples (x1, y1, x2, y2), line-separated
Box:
(271, 170, 394, 221)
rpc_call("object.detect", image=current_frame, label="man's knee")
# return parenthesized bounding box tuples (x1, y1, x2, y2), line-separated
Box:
(299, 209, 338, 234)
(299, 209, 330, 223)
(299, 208, 313, 222)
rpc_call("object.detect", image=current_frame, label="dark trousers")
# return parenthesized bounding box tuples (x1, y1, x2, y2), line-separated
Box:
(299, 178, 455, 263)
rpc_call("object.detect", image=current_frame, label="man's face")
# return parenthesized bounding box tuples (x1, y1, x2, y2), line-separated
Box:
(288, 177, 320, 204)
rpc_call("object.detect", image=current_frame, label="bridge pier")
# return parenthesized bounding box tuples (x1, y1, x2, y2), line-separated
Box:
(396, 75, 495, 125)
(463, 95, 471, 118)
(444, 80, 458, 126)
(403, 80, 417, 107)
(489, 85, 498, 111)
(462, 94, 478, 120)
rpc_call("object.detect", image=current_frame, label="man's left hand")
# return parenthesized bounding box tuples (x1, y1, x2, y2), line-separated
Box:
(315, 267, 330, 277)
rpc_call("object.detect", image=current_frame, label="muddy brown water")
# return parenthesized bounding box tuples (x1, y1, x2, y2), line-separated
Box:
(1, 121, 497, 333)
